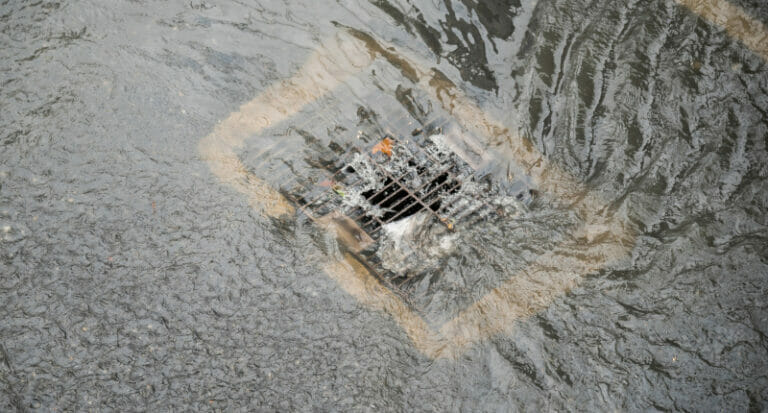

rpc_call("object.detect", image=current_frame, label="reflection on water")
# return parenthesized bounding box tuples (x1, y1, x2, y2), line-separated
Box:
(2, 0, 767, 410)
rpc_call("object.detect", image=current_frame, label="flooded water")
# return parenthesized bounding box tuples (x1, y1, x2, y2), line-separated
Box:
(2, 0, 768, 410)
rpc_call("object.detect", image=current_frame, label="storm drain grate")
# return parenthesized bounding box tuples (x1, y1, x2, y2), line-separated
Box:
(304, 135, 495, 229)
(283, 129, 516, 289)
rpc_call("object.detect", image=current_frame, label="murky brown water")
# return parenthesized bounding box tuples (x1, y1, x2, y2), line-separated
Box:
(2, 0, 767, 411)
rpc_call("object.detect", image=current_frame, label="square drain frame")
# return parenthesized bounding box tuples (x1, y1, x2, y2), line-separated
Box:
(199, 29, 636, 359)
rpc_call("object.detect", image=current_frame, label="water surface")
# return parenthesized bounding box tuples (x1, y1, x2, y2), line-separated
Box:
(1, 0, 767, 410)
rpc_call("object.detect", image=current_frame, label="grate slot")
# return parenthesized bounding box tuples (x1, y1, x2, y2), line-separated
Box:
(370, 164, 440, 207)
(382, 178, 448, 223)
(374, 158, 456, 230)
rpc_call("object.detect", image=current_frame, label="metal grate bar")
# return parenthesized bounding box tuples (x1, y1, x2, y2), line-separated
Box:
(374, 162, 455, 230)
(380, 167, 455, 219)
(294, 115, 457, 217)
(420, 176, 460, 203)
(371, 164, 444, 208)
(365, 169, 412, 203)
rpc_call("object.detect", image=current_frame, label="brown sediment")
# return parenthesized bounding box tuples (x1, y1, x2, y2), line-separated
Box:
(323, 221, 631, 359)
(323, 253, 448, 358)
(675, 0, 768, 62)
(197, 33, 375, 217)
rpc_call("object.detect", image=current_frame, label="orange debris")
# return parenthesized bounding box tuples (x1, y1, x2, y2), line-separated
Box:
(371, 137, 394, 157)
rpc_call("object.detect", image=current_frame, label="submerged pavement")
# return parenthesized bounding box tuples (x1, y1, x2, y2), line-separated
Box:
(2, 0, 767, 410)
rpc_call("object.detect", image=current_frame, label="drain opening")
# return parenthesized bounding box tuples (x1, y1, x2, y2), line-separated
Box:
(330, 138, 469, 237)
(285, 130, 528, 290)
(352, 166, 460, 233)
